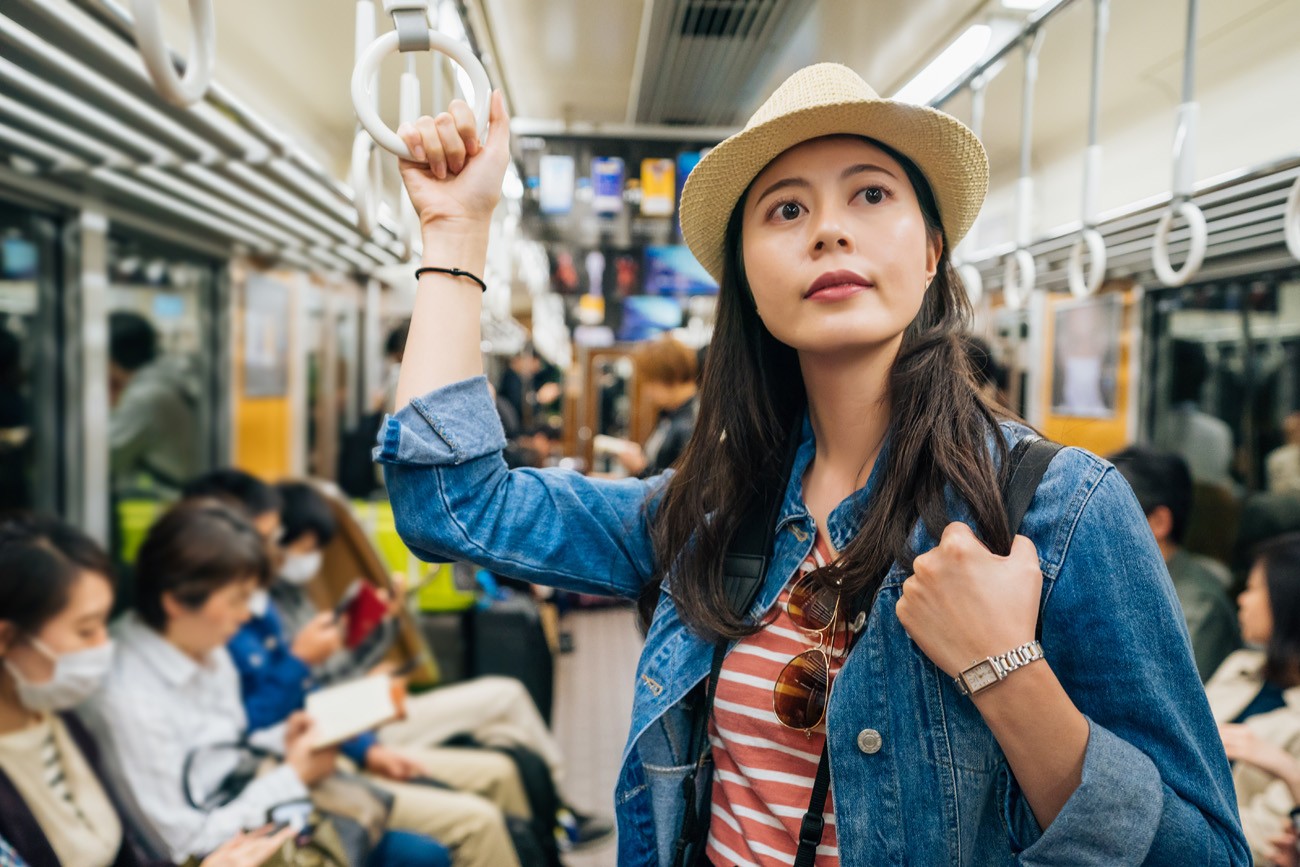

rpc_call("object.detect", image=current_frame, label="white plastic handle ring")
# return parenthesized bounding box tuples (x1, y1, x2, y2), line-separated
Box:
(1002, 249, 1036, 310)
(1066, 228, 1107, 298)
(958, 263, 984, 305)
(129, 0, 216, 108)
(351, 30, 491, 160)
(1285, 175, 1300, 262)
(350, 131, 383, 237)
(1152, 200, 1208, 287)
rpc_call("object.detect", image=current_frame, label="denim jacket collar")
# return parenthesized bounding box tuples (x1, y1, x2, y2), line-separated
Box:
(776, 413, 892, 535)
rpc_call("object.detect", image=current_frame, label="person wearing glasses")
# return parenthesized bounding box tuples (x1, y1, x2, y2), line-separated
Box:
(377, 64, 1248, 865)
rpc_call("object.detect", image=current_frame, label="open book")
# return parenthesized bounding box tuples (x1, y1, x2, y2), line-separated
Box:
(306, 675, 407, 749)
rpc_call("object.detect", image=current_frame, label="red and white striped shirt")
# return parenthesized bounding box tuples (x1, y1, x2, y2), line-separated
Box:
(705, 536, 846, 867)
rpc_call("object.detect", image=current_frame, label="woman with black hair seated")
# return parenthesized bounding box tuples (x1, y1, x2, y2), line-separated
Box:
(0, 513, 293, 867)
(1207, 533, 1300, 863)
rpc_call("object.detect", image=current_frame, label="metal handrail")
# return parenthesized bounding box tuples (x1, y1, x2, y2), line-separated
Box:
(52, 0, 408, 258)
(350, 0, 382, 236)
(1151, 0, 1208, 286)
(1002, 29, 1044, 310)
(1285, 175, 1300, 261)
(955, 77, 990, 305)
(932, 0, 1077, 110)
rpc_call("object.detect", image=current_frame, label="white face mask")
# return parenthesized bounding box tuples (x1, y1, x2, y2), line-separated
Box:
(248, 589, 271, 618)
(4, 637, 115, 712)
(280, 551, 323, 586)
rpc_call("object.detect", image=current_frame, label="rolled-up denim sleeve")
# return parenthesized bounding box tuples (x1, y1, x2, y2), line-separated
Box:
(375, 376, 665, 599)
(1008, 467, 1249, 866)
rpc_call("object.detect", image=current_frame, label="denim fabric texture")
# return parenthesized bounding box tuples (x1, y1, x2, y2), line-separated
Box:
(376, 375, 1249, 866)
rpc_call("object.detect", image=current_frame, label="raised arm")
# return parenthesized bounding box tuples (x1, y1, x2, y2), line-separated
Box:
(380, 94, 663, 599)
(392, 90, 511, 411)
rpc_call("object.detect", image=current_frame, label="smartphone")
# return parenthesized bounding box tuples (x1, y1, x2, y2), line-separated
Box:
(267, 800, 313, 831)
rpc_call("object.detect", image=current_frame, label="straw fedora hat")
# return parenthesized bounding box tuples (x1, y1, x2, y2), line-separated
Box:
(679, 62, 988, 285)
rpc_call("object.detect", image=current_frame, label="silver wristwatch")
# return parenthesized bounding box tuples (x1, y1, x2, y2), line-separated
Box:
(955, 641, 1044, 696)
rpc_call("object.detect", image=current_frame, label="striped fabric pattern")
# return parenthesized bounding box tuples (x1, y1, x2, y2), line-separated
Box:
(39, 729, 74, 810)
(705, 537, 846, 867)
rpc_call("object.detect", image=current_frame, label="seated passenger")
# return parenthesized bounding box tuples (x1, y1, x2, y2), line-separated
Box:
(0, 513, 294, 867)
(1207, 534, 1300, 863)
(272, 482, 397, 685)
(76, 501, 452, 866)
(616, 336, 699, 477)
(108, 312, 200, 496)
(181, 472, 530, 866)
(1110, 445, 1240, 680)
(272, 480, 613, 849)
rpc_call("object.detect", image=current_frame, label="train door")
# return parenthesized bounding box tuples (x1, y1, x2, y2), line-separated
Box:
(0, 199, 63, 514)
(106, 230, 226, 565)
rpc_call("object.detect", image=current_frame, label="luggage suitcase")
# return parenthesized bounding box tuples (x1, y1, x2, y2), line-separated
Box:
(468, 593, 555, 723)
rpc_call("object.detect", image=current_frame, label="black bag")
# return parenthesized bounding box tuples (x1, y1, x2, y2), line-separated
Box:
(442, 734, 564, 867)
(468, 593, 554, 723)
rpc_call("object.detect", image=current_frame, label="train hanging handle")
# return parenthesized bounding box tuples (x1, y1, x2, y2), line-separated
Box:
(350, 0, 491, 162)
(1152, 0, 1208, 287)
(1003, 30, 1043, 311)
(1066, 0, 1109, 299)
(129, 0, 216, 108)
(350, 0, 382, 236)
(952, 77, 990, 306)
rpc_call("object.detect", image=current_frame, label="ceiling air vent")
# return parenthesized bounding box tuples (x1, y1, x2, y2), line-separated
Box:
(680, 0, 770, 39)
(635, 0, 816, 126)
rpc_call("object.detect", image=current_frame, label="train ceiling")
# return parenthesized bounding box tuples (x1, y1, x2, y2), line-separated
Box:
(127, 0, 1296, 194)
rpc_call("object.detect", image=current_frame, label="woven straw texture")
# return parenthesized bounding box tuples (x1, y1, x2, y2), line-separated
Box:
(680, 63, 989, 284)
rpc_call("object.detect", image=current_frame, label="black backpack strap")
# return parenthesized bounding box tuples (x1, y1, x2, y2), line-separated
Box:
(671, 422, 802, 867)
(1000, 434, 1064, 641)
(792, 750, 832, 867)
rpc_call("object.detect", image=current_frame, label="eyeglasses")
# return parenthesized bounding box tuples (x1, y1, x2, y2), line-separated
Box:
(772, 568, 848, 733)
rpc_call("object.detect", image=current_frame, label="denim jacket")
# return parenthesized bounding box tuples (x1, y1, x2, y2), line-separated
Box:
(376, 376, 1248, 866)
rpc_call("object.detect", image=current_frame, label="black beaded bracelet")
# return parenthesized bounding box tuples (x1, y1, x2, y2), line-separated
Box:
(414, 266, 487, 293)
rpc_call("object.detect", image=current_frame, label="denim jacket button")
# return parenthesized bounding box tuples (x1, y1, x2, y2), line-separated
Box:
(857, 729, 883, 754)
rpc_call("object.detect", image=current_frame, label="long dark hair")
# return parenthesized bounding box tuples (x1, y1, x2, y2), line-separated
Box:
(1257, 533, 1300, 685)
(643, 138, 1011, 639)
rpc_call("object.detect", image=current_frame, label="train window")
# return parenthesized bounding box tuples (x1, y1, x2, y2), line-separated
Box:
(0, 202, 61, 513)
(107, 234, 220, 512)
(1144, 275, 1300, 494)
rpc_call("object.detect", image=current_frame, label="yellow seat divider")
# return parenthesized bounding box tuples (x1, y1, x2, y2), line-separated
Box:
(350, 499, 477, 613)
(117, 498, 165, 565)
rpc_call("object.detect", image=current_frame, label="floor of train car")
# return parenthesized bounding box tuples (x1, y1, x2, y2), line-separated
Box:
(554, 606, 643, 867)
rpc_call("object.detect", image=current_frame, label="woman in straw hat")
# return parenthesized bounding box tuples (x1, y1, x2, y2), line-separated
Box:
(379, 65, 1247, 865)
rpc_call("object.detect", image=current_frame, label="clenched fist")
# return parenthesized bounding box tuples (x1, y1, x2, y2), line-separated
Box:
(895, 522, 1043, 680)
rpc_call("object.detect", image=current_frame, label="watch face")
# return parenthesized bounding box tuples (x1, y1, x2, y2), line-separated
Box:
(961, 661, 1000, 694)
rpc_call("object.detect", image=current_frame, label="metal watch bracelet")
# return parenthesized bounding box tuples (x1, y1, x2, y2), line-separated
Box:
(955, 640, 1044, 696)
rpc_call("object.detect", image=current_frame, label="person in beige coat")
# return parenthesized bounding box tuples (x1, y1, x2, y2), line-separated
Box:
(1206, 532, 1300, 865)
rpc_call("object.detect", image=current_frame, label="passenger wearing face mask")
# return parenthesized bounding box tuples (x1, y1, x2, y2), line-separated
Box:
(0, 513, 297, 867)
(264, 481, 615, 851)
(184, 472, 527, 867)
(270, 482, 397, 685)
